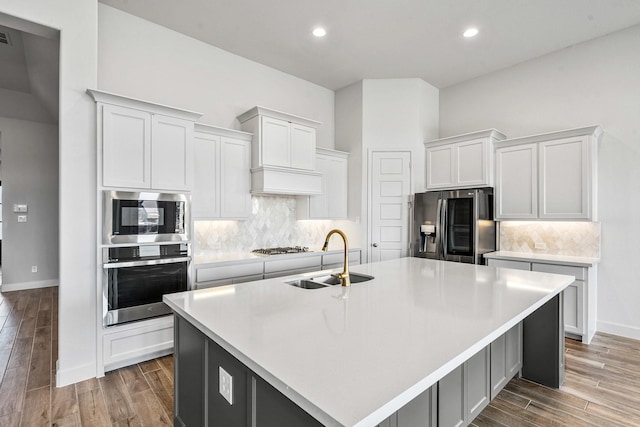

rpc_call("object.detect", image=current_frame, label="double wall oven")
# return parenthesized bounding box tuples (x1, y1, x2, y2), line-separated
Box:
(102, 191, 191, 327)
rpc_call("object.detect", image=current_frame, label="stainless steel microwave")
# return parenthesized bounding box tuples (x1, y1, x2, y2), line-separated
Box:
(103, 191, 190, 244)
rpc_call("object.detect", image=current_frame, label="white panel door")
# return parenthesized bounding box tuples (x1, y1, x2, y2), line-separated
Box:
(290, 123, 316, 170)
(220, 137, 251, 219)
(539, 136, 589, 219)
(192, 131, 220, 219)
(151, 114, 193, 191)
(370, 151, 411, 263)
(261, 116, 290, 168)
(102, 104, 151, 188)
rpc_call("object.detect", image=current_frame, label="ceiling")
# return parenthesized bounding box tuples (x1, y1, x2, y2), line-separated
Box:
(99, 0, 640, 90)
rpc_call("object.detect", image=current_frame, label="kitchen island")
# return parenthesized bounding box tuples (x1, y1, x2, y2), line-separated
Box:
(164, 257, 574, 426)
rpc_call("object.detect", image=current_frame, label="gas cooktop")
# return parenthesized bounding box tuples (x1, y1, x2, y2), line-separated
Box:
(251, 246, 311, 256)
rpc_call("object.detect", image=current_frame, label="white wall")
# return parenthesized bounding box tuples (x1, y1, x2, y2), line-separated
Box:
(336, 79, 439, 261)
(0, 1, 98, 386)
(0, 118, 58, 289)
(97, 4, 335, 148)
(440, 24, 640, 339)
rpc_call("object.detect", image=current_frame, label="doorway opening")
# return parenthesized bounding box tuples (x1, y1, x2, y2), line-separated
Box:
(0, 16, 60, 294)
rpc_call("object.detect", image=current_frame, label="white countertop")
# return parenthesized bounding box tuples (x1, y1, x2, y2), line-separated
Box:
(484, 250, 600, 267)
(164, 257, 574, 427)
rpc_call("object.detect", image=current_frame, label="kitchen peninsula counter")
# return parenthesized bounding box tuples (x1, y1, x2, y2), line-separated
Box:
(164, 257, 574, 426)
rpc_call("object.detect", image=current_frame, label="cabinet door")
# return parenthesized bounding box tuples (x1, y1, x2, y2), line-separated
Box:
(327, 156, 348, 218)
(490, 334, 507, 400)
(220, 137, 251, 219)
(456, 138, 488, 188)
(261, 116, 290, 168)
(495, 143, 538, 219)
(192, 131, 220, 219)
(102, 104, 151, 188)
(438, 364, 465, 427)
(426, 145, 455, 189)
(505, 322, 523, 379)
(308, 154, 330, 218)
(539, 136, 590, 219)
(562, 281, 584, 335)
(466, 346, 490, 422)
(151, 114, 194, 191)
(397, 386, 436, 427)
(290, 123, 316, 170)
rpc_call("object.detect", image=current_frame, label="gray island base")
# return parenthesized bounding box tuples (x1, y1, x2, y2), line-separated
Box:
(164, 257, 572, 426)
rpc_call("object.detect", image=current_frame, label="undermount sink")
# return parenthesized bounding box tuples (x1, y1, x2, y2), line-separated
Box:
(286, 273, 374, 289)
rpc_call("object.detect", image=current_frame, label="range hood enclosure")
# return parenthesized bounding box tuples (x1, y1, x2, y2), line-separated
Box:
(238, 106, 322, 195)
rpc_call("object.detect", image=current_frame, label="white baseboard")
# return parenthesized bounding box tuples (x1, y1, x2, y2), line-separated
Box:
(1, 279, 59, 292)
(596, 320, 640, 341)
(56, 360, 97, 387)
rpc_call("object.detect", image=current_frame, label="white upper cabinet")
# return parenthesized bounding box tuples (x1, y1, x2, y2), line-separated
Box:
(192, 124, 252, 220)
(425, 129, 506, 190)
(495, 126, 601, 221)
(151, 114, 194, 191)
(297, 148, 349, 220)
(88, 89, 202, 192)
(237, 106, 322, 195)
(495, 143, 538, 219)
(101, 104, 152, 189)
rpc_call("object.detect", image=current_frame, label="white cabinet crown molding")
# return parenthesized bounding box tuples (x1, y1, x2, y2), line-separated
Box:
(424, 129, 506, 147)
(87, 89, 202, 121)
(236, 105, 321, 128)
(316, 147, 349, 158)
(493, 125, 602, 148)
(194, 123, 253, 141)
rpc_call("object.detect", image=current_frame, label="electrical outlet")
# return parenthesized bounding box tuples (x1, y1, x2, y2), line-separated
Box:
(18, 215, 27, 223)
(534, 242, 547, 250)
(31, 265, 38, 273)
(219, 366, 233, 405)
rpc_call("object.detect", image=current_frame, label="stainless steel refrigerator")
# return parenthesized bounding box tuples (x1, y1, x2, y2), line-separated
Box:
(411, 188, 496, 264)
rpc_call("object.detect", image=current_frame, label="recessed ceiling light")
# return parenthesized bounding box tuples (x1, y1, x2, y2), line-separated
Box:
(463, 27, 479, 38)
(312, 27, 327, 38)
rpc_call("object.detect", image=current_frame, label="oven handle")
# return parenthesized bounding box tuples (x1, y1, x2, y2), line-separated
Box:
(103, 256, 191, 269)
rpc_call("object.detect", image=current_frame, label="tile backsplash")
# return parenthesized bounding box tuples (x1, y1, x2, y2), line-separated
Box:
(499, 221, 600, 257)
(194, 196, 360, 255)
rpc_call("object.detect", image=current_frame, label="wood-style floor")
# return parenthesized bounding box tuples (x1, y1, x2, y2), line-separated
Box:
(2, 287, 640, 426)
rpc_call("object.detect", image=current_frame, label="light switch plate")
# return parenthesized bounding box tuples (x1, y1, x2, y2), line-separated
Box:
(219, 366, 233, 405)
(13, 204, 27, 213)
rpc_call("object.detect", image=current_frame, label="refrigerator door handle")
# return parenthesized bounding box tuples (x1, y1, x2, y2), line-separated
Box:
(441, 198, 448, 259)
(435, 197, 443, 259)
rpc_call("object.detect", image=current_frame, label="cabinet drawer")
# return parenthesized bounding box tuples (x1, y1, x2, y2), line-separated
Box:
(196, 262, 264, 283)
(103, 317, 174, 370)
(264, 267, 321, 279)
(531, 263, 586, 281)
(322, 250, 361, 267)
(486, 259, 531, 271)
(264, 255, 321, 274)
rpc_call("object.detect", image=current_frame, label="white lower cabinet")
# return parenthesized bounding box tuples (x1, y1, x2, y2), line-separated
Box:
(438, 346, 490, 427)
(487, 257, 597, 344)
(194, 250, 362, 289)
(377, 387, 437, 427)
(101, 316, 174, 373)
(490, 323, 522, 399)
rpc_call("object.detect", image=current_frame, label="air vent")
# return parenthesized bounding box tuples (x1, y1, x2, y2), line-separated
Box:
(0, 31, 11, 46)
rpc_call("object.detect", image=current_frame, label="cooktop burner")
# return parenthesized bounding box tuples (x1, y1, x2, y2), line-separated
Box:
(252, 246, 311, 256)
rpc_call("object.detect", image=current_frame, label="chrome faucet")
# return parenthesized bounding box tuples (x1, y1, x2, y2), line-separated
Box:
(322, 229, 350, 287)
